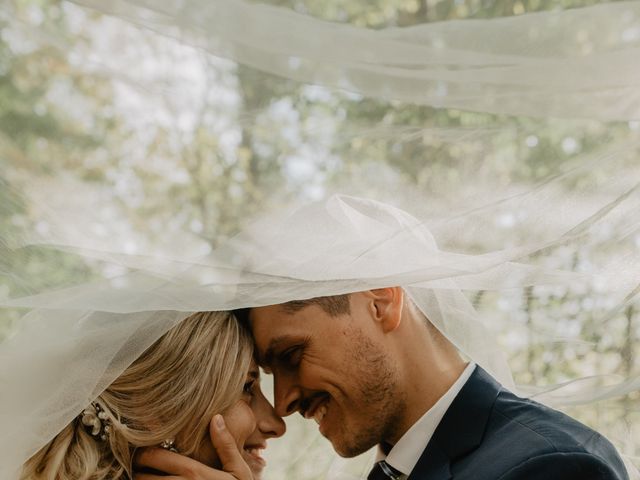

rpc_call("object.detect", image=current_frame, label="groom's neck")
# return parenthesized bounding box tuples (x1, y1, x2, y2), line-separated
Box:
(385, 316, 466, 445)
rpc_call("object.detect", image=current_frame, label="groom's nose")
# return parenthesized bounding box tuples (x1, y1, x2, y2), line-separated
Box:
(273, 374, 302, 417)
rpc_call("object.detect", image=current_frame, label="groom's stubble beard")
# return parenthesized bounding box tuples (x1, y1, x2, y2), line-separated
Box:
(330, 329, 407, 458)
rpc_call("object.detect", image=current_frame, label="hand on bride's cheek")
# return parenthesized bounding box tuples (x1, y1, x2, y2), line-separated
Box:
(194, 363, 285, 480)
(194, 400, 256, 471)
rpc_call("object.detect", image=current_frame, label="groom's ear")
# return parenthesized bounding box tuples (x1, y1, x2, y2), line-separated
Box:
(365, 287, 404, 333)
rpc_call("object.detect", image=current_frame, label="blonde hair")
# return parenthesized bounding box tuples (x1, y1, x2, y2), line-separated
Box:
(21, 311, 253, 480)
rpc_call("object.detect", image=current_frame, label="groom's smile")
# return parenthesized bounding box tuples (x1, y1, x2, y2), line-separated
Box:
(301, 392, 329, 421)
(248, 291, 407, 457)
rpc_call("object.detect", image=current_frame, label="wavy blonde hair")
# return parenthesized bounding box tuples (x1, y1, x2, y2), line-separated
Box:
(21, 311, 253, 480)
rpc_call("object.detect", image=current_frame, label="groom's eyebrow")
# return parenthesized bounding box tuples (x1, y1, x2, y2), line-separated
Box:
(261, 335, 298, 367)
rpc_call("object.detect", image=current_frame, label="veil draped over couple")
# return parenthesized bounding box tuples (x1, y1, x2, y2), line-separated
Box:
(1, 0, 640, 479)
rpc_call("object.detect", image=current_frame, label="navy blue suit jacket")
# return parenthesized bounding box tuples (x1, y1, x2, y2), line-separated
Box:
(408, 367, 629, 479)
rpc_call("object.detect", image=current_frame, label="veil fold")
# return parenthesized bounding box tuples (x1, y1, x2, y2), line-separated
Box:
(2, 194, 639, 478)
(70, 0, 640, 120)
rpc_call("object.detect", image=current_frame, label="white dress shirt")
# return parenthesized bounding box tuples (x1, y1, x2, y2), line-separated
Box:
(377, 362, 477, 479)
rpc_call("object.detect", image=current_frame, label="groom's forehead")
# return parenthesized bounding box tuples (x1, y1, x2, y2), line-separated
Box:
(249, 303, 313, 330)
(248, 294, 352, 329)
(250, 304, 294, 334)
(248, 304, 288, 331)
(249, 306, 323, 366)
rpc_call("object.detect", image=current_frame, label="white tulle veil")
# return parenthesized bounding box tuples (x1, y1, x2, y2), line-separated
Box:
(1, 0, 639, 479)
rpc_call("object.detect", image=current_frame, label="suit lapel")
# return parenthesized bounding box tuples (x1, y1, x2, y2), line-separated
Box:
(408, 441, 451, 480)
(408, 367, 501, 480)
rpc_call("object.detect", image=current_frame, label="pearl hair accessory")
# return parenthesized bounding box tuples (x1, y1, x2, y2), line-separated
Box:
(80, 402, 111, 441)
(160, 439, 178, 452)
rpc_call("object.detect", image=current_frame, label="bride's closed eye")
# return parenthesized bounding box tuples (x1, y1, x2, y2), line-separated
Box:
(243, 379, 256, 398)
(242, 369, 260, 400)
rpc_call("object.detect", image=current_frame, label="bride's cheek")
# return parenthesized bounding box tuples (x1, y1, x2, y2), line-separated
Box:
(223, 401, 258, 447)
(239, 402, 259, 440)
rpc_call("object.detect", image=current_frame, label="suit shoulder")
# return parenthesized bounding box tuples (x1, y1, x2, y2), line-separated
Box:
(496, 451, 627, 480)
(482, 390, 628, 478)
(492, 389, 601, 452)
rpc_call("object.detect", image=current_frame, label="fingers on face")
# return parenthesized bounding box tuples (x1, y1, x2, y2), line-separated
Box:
(134, 474, 181, 480)
(134, 448, 205, 478)
(210, 415, 252, 479)
(133, 418, 252, 480)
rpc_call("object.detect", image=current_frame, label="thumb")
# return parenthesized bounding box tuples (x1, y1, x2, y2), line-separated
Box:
(210, 414, 252, 480)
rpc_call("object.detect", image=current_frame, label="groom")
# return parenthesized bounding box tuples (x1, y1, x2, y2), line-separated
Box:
(246, 287, 630, 480)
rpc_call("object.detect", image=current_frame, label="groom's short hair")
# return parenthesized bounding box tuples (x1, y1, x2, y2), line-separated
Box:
(281, 294, 351, 316)
(234, 294, 351, 324)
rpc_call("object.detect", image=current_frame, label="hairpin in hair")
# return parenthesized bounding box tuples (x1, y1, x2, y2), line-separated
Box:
(160, 439, 178, 452)
(81, 401, 111, 441)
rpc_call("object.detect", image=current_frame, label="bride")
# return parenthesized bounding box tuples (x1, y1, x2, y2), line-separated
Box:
(20, 311, 284, 480)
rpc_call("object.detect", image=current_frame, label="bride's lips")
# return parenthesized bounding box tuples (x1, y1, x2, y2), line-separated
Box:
(242, 443, 267, 472)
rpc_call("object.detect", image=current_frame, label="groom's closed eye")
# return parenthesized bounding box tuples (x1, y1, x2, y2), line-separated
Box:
(261, 335, 309, 371)
(277, 345, 305, 367)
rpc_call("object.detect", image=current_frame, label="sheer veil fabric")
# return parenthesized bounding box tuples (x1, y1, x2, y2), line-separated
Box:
(1, 0, 639, 479)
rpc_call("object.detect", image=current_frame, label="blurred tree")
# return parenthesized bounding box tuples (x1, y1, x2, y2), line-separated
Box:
(0, 0, 116, 337)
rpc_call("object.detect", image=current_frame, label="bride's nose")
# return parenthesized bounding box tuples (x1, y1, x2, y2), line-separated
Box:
(255, 393, 286, 438)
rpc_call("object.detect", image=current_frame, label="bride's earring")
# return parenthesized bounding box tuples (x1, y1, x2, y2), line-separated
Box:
(160, 439, 178, 453)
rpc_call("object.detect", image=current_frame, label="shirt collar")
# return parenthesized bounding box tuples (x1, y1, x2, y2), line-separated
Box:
(379, 362, 477, 476)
